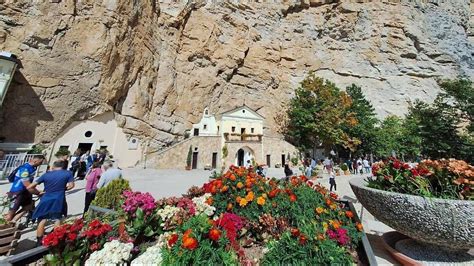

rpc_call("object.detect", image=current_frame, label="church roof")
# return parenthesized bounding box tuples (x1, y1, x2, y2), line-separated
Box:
(218, 105, 265, 120)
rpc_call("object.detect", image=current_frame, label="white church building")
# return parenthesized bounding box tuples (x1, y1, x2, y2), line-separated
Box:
(150, 105, 298, 170)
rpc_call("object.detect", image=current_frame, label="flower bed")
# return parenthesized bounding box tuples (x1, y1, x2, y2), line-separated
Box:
(41, 166, 364, 265)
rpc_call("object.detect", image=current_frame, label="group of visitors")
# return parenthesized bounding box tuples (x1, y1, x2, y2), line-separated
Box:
(5, 149, 122, 246)
(68, 149, 107, 179)
(346, 157, 371, 175)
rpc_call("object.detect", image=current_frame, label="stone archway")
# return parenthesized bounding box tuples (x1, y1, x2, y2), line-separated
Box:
(235, 146, 254, 167)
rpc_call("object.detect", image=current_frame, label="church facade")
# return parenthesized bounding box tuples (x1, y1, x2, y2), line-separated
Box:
(150, 106, 298, 170)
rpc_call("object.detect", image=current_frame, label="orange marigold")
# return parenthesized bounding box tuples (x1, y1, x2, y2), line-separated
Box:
(257, 196, 265, 205)
(230, 174, 236, 181)
(315, 207, 324, 215)
(239, 198, 248, 207)
(356, 222, 363, 231)
(246, 191, 255, 201)
(237, 182, 244, 189)
(345, 211, 354, 218)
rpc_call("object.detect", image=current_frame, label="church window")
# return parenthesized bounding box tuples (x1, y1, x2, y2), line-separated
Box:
(232, 126, 236, 132)
(204, 124, 207, 130)
(251, 128, 254, 133)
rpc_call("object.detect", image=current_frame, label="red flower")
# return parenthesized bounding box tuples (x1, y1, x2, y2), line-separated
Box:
(403, 163, 410, 170)
(90, 243, 100, 251)
(168, 234, 178, 247)
(393, 160, 401, 169)
(67, 233, 77, 241)
(411, 169, 420, 177)
(345, 211, 354, 218)
(290, 228, 300, 237)
(208, 228, 221, 241)
(182, 237, 198, 250)
(289, 194, 297, 202)
(299, 234, 307, 245)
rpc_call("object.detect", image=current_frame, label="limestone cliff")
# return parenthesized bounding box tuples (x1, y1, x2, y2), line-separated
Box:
(0, 0, 472, 151)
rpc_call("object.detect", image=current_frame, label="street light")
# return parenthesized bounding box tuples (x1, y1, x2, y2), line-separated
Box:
(0, 51, 20, 107)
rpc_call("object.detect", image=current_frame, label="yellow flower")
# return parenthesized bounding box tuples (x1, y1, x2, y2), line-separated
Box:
(257, 196, 265, 206)
(315, 207, 324, 215)
(322, 222, 328, 231)
(237, 182, 244, 189)
(239, 198, 248, 207)
(246, 191, 255, 201)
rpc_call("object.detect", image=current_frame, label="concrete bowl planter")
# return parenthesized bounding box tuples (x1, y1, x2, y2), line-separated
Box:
(350, 177, 474, 250)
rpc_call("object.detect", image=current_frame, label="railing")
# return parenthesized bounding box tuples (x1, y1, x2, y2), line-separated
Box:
(0, 153, 44, 178)
(224, 133, 263, 142)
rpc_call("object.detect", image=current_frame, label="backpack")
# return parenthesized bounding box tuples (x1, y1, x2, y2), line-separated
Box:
(7, 166, 20, 183)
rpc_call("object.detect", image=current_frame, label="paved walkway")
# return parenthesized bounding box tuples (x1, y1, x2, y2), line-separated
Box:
(0, 167, 398, 264)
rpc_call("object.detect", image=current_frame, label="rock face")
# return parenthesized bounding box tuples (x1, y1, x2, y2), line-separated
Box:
(0, 0, 473, 150)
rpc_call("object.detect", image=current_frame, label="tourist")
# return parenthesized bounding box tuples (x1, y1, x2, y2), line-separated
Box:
(69, 150, 81, 177)
(5, 155, 45, 222)
(323, 157, 332, 174)
(357, 158, 363, 174)
(310, 157, 316, 170)
(346, 158, 353, 174)
(329, 171, 337, 192)
(363, 158, 371, 173)
(97, 161, 122, 189)
(59, 154, 69, 170)
(305, 160, 312, 177)
(284, 164, 293, 180)
(352, 159, 358, 175)
(85, 151, 94, 172)
(98, 149, 107, 164)
(77, 150, 89, 179)
(83, 162, 102, 214)
(27, 160, 74, 246)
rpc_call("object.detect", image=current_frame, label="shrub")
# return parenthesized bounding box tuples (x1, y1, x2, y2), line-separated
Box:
(55, 147, 70, 158)
(340, 163, 348, 171)
(368, 158, 473, 200)
(91, 179, 131, 210)
(290, 157, 299, 166)
(186, 146, 192, 168)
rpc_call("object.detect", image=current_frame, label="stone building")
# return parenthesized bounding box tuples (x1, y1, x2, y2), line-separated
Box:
(150, 106, 298, 170)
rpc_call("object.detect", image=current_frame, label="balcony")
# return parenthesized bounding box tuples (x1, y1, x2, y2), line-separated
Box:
(224, 133, 263, 143)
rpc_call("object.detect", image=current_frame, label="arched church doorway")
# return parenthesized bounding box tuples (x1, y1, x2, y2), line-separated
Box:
(235, 147, 254, 167)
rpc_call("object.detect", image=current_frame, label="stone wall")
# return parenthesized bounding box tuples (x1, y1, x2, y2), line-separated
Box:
(263, 136, 299, 167)
(150, 136, 221, 169)
(0, 0, 472, 154)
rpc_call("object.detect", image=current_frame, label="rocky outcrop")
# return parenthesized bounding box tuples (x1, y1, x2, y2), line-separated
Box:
(0, 0, 472, 151)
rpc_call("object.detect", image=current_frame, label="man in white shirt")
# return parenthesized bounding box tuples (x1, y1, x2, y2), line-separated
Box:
(97, 161, 122, 189)
(363, 158, 371, 173)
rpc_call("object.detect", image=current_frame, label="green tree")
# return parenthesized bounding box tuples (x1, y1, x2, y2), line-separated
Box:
(284, 73, 358, 152)
(342, 84, 378, 156)
(372, 115, 404, 158)
(437, 78, 473, 132)
(407, 99, 465, 160)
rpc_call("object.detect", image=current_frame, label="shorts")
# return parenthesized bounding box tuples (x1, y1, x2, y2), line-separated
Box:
(8, 190, 33, 212)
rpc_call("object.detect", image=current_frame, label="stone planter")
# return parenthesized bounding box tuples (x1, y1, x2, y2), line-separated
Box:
(350, 178, 474, 250)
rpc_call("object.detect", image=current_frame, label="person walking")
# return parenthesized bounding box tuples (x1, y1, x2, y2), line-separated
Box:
(97, 161, 122, 189)
(27, 160, 75, 246)
(69, 150, 81, 177)
(284, 164, 293, 180)
(323, 157, 332, 174)
(346, 158, 353, 174)
(5, 155, 45, 222)
(329, 171, 337, 192)
(363, 158, 371, 173)
(304, 160, 312, 178)
(83, 162, 102, 214)
(357, 158, 363, 174)
(352, 159, 358, 175)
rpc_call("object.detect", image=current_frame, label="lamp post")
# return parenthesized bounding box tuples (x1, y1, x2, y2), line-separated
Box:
(0, 52, 20, 107)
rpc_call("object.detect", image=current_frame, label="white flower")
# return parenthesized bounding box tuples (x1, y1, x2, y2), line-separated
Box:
(85, 240, 133, 266)
(156, 205, 181, 227)
(131, 243, 163, 265)
(192, 193, 216, 216)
